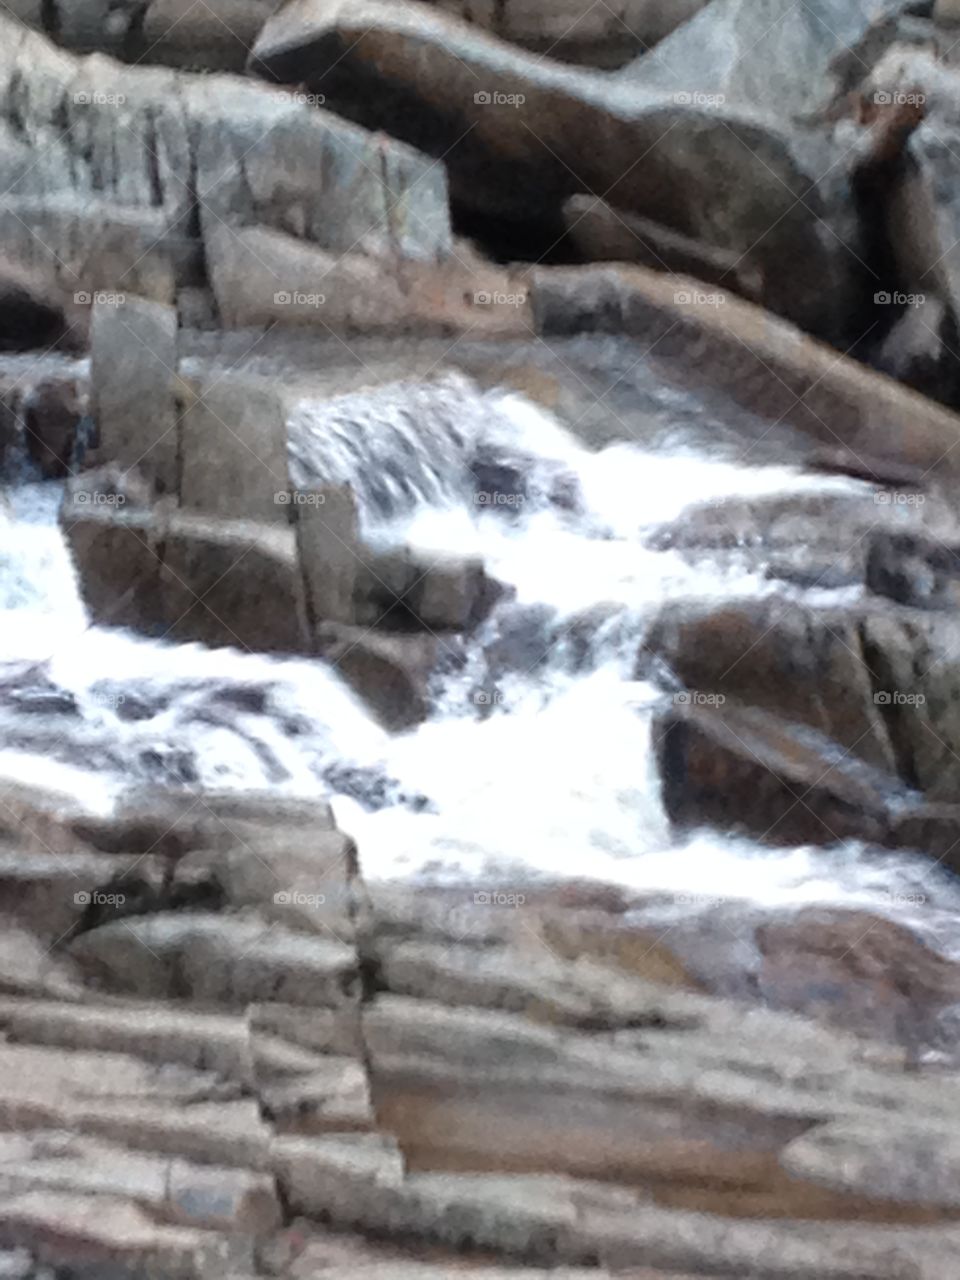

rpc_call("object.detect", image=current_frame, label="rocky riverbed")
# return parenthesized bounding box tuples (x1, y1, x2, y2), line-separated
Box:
(6, 0, 960, 1276)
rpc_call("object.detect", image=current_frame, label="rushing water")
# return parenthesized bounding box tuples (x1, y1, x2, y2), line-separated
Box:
(3, 368, 960, 951)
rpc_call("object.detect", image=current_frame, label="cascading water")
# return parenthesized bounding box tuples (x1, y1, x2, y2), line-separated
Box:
(4, 368, 960, 953)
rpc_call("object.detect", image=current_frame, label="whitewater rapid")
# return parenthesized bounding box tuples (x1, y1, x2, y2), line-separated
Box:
(3, 375, 960, 951)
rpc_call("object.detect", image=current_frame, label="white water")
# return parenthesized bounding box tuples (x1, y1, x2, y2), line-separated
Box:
(4, 377, 960, 949)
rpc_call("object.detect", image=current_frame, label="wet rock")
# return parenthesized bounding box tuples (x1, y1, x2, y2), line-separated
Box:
(646, 597, 896, 772)
(867, 530, 960, 608)
(861, 607, 960, 799)
(656, 702, 896, 847)
(355, 548, 503, 632)
(88, 296, 179, 495)
(21, 379, 85, 478)
(531, 264, 960, 480)
(315, 624, 439, 730)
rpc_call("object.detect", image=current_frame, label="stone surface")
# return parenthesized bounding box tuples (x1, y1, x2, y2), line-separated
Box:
(179, 377, 291, 526)
(315, 624, 439, 730)
(251, 0, 868, 340)
(89, 296, 179, 494)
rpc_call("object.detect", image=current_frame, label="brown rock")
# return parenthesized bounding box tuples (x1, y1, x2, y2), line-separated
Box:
(645, 597, 896, 772)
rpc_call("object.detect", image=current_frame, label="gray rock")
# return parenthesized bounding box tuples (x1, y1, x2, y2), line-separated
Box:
(88, 296, 179, 494)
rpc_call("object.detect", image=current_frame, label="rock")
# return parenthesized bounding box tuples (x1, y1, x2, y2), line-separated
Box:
(563, 195, 763, 299)
(21, 378, 84, 478)
(68, 910, 360, 1006)
(172, 826, 359, 942)
(178, 376, 291, 526)
(867, 529, 960, 608)
(617, 0, 916, 124)
(0, 260, 78, 353)
(0, 1191, 233, 1278)
(61, 507, 166, 632)
(88, 296, 179, 495)
(655, 702, 896, 847)
(530, 265, 960, 480)
(161, 513, 312, 652)
(296, 484, 359, 628)
(64, 502, 312, 651)
(249, 0, 862, 339)
(752, 908, 960, 1054)
(434, 0, 710, 66)
(861, 607, 960, 799)
(141, 0, 281, 70)
(0, 1130, 280, 1233)
(315, 624, 438, 730)
(0, 20, 457, 332)
(354, 548, 502, 632)
(645, 597, 896, 772)
(204, 222, 530, 337)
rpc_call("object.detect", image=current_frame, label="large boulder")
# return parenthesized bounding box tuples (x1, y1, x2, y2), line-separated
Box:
(529, 264, 960, 480)
(249, 0, 865, 339)
(645, 597, 896, 771)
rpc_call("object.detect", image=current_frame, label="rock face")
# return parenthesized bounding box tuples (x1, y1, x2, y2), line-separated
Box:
(7, 787, 960, 1277)
(0, 18, 483, 339)
(249, 0, 865, 340)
